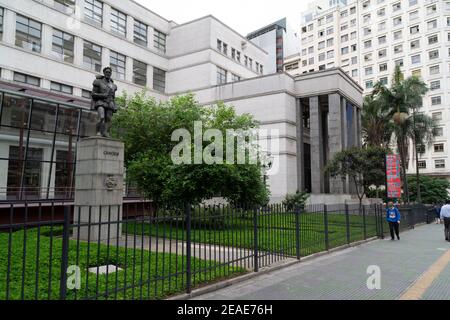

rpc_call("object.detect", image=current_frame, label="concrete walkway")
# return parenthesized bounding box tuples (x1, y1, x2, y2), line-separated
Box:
(192, 224, 450, 300)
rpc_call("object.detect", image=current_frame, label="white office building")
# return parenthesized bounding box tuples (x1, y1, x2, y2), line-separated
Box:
(297, 0, 450, 182)
(0, 0, 363, 203)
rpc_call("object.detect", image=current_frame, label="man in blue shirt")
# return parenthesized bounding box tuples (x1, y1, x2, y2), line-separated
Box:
(440, 200, 450, 242)
(386, 202, 401, 241)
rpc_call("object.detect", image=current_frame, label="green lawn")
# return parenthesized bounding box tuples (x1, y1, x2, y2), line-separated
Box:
(0, 227, 245, 300)
(125, 211, 379, 258)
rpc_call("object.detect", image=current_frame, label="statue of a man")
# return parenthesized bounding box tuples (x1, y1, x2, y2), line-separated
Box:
(91, 67, 118, 137)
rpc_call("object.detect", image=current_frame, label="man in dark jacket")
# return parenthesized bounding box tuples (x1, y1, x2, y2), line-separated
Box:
(386, 202, 401, 241)
(91, 67, 118, 137)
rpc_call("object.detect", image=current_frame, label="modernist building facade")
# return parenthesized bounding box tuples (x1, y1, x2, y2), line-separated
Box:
(0, 0, 363, 203)
(296, 0, 450, 182)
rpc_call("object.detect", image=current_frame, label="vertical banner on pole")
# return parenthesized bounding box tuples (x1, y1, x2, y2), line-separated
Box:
(386, 155, 402, 199)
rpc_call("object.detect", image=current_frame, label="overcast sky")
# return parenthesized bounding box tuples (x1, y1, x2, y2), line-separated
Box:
(134, 0, 310, 35)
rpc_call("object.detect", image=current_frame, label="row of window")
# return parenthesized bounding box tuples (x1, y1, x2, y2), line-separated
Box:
(216, 66, 241, 85)
(417, 159, 447, 170)
(8, 11, 166, 92)
(216, 39, 263, 74)
(361, 0, 446, 13)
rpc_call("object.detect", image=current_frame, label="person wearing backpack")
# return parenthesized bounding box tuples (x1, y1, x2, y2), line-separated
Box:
(440, 200, 450, 242)
(386, 202, 401, 241)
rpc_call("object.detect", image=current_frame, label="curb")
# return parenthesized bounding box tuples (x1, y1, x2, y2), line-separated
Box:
(167, 236, 379, 300)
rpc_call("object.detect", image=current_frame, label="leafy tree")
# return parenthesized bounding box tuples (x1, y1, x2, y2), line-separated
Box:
(324, 146, 387, 209)
(407, 175, 450, 204)
(111, 93, 269, 208)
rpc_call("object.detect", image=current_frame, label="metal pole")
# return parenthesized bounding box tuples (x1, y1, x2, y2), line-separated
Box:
(185, 203, 192, 294)
(295, 206, 300, 260)
(59, 205, 71, 300)
(324, 204, 329, 251)
(345, 203, 350, 244)
(253, 206, 259, 272)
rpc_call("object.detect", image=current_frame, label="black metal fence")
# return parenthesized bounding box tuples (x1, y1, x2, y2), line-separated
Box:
(0, 201, 431, 300)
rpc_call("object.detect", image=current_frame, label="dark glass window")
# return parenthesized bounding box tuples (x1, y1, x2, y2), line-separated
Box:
(154, 29, 166, 53)
(51, 82, 73, 95)
(111, 7, 127, 36)
(13, 72, 40, 87)
(134, 19, 148, 46)
(83, 40, 102, 72)
(52, 29, 74, 63)
(54, 0, 75, 14)
(153, 67, 166, 92)
(110, 51, 126, 80)
(15, 14, 42, 53)
(84, 0, 103, 25)
(133, 59, 147, 86)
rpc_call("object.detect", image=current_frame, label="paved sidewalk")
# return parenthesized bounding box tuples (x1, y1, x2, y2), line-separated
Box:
(193, 224, 450, 300)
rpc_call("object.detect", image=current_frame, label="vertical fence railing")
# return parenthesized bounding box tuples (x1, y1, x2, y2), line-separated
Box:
(253, 206, 259, 273)
(185, 203, 192, 294)
(59, 205, 71, 300)
(295, 207, 300, 260)
(323, 205, 329, 251)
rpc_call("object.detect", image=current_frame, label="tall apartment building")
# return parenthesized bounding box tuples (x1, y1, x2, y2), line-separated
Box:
(297, 0, 450, 182)
(247, 18, 300, 74)
(0, 0, 363, 203)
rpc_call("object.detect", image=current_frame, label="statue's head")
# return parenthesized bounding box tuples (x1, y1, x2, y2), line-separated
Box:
(103, 67, 113, 80)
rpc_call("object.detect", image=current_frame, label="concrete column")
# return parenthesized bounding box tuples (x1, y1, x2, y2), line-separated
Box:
(125, 56, 133, 83)
(328, 93, 344, 194)
(147, 26, 154, 50)
(126, 15, 134, 42)
(74, 137, 125, 242)
(353, 105, 358, 147)
(41, 24, 53, 56)
(102, 47, 110, 70)
(341, 96, 350, 194)
(147, 65, 154, 90)
(309, 96, 324, 194)
(74, 37, 84, 67)
(3, 9, 16, 45)
(102, 2, 111, 31)
(296, 98, 305, 192)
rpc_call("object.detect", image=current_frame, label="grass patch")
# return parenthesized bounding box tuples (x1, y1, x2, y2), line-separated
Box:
(0, 227, 245, 300)
(124, 212, 379, 257)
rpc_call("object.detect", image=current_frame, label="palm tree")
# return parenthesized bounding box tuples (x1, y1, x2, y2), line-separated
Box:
(362, 95, 393, 148)
(370, 66, 435, 203)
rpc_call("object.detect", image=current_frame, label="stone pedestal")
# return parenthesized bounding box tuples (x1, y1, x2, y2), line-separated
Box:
(73, 137, 125, 242)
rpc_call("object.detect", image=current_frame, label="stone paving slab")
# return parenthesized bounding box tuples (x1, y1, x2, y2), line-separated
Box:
(193, 224, 450, 300)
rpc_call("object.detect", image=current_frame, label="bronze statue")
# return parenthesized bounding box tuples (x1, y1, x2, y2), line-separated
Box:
(91, 67, 118, 137)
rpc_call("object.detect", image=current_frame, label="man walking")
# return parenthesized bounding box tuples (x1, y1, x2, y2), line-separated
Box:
(440, 200, 450, 242)
(386, 202, 401, 241)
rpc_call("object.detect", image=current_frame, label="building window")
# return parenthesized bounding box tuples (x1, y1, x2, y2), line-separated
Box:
(132, 59, 147, 86)
(0, 7, 3, 40)
(82, 90, 92, 99)
(352, 69, 358, 77)
(52, 29, 74, 63)
(153, 67, 166, 92)
(84, 0, 103, 26)
(217, 66, 227, 85)
(341, 47, 349, 55)
(393, 30, 402, 40)
(428, 34, 438, 45)
(110, 51, 126, 80)
(412, 69, 421, 77)
(327, 50, 334, 59)
(395, 59, 404, 67)
(418, 161, 426, 169)
(409, 0, 418, 6)
(54, 0, 75, 15)
(393, 17, 402, 26)
(434, 127, 444, 137)
(364, 27, 372, 36)
(427, 19, 437, 30)
(366, 80, 373, 89)
(378, 35, 386, 45)
(319, 52, 325, 61)
(13, 72, 40, 87)
(429, 65, 440, 75)
(83, 40, 102, 72)
(410, 25, 419, 34)
(326, 38, 334, 47)
(434, 144, 444, 153)
(378, 49, 387, 58)
(392, 2, 401, 11)
(154, 29, 166, 53)
(429, 50, 439, 60)
(380, 77, 388, 86)
(134, 19, 148, 46)
(110, 8, 126, 36)
(15, 14, 42, 53)
(364, 40, 372, 49)
(411, 54, 421, 64)
(365, 66, 373, 76)
(394, 44, 403, 54)
(410, 39, 420, 50)
(231, 74, 241, 82)
(379, 63, 388, 72)
(430, 80, 441, 91)
(51, 82, 73, 95)
(409, 10, 419, 21)
(364, 53, 372, 62)
(435, 160, 446, 169)
(427, 4, 437, 15)
(431, 96, 442, 105)
(377, 8, 385, 16)
(432, 112, 442, 121)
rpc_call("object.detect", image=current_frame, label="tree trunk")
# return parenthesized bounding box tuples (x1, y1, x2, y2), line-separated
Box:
(413, 139, 422, 204)
(398, 137, 410, 204)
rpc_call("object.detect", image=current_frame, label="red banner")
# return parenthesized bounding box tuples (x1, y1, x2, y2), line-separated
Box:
(386, 155, 402, 199)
